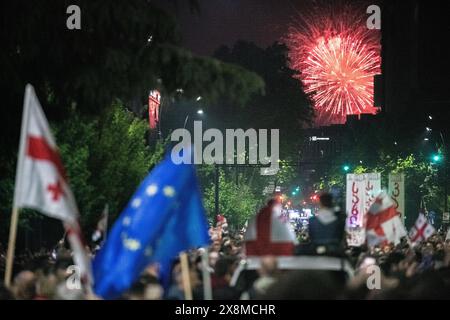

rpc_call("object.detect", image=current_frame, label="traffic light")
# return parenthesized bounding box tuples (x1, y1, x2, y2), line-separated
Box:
(343, 165, 350, 172)
(292, 186, 300, 196)
(431, 153, 443, 163)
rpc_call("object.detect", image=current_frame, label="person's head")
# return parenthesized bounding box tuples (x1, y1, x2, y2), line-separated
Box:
(54, 255, 74, 282)
(209, 251, 220, 268)
(144, 282, 164, 300)
(35, 270, 58, 299)
(319, 193, 333, 209)
(259, 256, 278, 277)
(214, 257, 236, 283)
(211, 241, 221, 253)
(143, 263, 159, 278)
(126, 281, 147, 300)
(12, 270, 37, 300)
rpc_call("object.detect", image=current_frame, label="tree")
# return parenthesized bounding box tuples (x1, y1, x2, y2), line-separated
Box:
(57, 102, 170, 227)
(0, 1, 265, 244)
(0, 0, 264, 177)
(202, 168, 261, 230)
(317, 154, 440, 228)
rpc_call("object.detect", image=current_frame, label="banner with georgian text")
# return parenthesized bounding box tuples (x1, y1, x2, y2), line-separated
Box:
(388, 173, 405, 222)
(346, 173, 381, 246)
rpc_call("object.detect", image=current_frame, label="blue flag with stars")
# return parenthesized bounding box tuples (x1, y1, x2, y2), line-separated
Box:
(92, 151, 210, 299)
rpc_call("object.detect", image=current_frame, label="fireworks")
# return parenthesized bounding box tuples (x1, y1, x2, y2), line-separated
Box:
(285, 3, 381, 126)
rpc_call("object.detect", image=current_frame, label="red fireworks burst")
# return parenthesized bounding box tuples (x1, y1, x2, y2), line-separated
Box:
(285, 3, 381, 126)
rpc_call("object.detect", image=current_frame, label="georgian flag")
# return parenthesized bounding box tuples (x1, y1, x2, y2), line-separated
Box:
(366, 191, 407, 247)
(244, 201, 297, 256)
(409, 213, 435, 243)
(14, 84, 92, 285)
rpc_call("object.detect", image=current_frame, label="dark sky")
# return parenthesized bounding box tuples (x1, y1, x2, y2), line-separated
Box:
(152, 0, 311, 56)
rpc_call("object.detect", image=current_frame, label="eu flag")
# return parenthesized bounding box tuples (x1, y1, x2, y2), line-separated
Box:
(92, 151, 210, 299)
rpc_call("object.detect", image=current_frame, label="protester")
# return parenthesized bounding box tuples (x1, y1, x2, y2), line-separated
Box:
(1, 195, 450, 300)
(241, 256, 279, 299)
(12, 271, 37, 300)
(211, 257, 239, 300)
(296, 193, 345, 256)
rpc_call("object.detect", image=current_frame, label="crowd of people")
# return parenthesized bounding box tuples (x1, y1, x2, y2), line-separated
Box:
(0, 195, 450, 300)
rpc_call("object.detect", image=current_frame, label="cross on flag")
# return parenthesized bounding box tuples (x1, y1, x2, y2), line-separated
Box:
(244, 201, 297, 256)
(14, 86, 78, 221)
(13, 84, 92, 285)
(366, 191, 407, 247)
(409, 213, 435, 243)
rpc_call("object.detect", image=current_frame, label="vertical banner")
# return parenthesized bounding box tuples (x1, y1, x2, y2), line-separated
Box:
(148, 90, 161, 129)
(346, 174, 365, 228)
(363, 173, 381, 215)
(346, 173, 381, 246)
(389, 173, 405, 221)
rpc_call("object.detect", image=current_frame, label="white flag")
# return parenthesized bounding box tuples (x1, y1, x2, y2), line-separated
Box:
(409, 213, 435, 243)
(14, 84, 92, 284)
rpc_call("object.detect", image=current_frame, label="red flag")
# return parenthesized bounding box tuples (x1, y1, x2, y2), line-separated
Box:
(14, 84, 92, 285)
(244, 202, 297, 256)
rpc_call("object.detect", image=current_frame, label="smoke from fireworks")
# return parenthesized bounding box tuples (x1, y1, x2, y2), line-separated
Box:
(285, 3, 381, 126)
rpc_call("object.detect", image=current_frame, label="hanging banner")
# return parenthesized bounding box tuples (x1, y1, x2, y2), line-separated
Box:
(346, 174, 365, 228)
(148, 90, 161, 129)
(346, 173, 381, 246)
(362, 173, 381, 215)
(388, 173, 405, 221)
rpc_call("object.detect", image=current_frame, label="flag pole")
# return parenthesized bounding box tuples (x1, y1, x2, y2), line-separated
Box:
(4, 207, 20, 287)
(201, 247, 213, 300)
(180, 252, 193, 300)
(104, 203, 109, 242)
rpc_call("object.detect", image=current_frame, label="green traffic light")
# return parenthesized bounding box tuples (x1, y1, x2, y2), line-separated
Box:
(343, 165, 350, 172)
(295, 186, 300, 192)
(431, 154, 442, 163)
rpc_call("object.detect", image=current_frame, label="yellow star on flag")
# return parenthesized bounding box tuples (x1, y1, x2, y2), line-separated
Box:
(146, 184, 158, 196)
(163, 186, 176, 197)
(123, 238, 141, 251)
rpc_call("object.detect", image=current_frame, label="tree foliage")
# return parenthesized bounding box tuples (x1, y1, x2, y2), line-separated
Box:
(317, 153, 441, 227)
(202, 169, 261, 229)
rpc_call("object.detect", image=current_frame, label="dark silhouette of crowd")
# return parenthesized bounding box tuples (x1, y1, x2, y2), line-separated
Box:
(0, 196, 449, 300)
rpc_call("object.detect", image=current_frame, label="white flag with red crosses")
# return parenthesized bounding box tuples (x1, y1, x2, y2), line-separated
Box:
(409, 213, 435, 243)
(14, 85, 78, 221)
(14, 84, 92, 284)
(244, 201, 297, 256)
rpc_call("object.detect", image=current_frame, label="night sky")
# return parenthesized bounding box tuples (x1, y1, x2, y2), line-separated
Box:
(152, 0, 312, 55)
